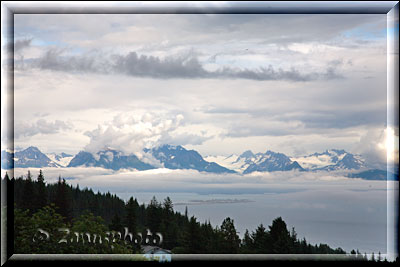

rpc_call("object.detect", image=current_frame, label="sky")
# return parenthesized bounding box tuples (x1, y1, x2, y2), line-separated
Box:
(2, 12, 398, 168)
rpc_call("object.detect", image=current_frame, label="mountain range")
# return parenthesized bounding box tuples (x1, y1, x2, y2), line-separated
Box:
(1, 145, 397, 180)
(204, 149, 365, 173)
(205, 150, 304, 174)
(67, 149, 155, 171)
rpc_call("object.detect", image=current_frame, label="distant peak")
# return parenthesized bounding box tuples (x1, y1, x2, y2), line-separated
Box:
(25, 146, 41, 152)
(265, 150, 284, 156)
(159, 144, 184, 150)
(330, 149, 347, 155)
(239, 150, 254, 158)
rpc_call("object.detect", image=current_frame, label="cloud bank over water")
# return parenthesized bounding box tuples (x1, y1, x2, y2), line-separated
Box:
(4, 167, 389, 196)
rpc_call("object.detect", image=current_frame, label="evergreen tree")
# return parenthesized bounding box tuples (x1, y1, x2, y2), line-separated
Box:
(219, 217, 240, 253)
(146, 196, 161, 232)
(125, 197, 138, 242)
(163, 197, 173, 214)
(269, 217, 291, 253)
(240, 229, 254, 253)
(182, 216, 202, 253)
(161, 197, 177, 249)
(21, 170, 34, 213)
(289, 227, 298, 253)
(54, 176, 72, 222)
(35, 170, 47, 209)
(251, 223, 270, 253)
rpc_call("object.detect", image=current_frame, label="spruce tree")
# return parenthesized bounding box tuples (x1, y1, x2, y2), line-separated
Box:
(220, 217, 240, 253)
(163, 197, 173, 214)
(269, 217, 291, 253)
(54, 176, 71, 222)
(35, 170, 47, 209)
(125, 197, 138, 237)
(182, 216, 202, 253)
(21, 171, 34, 213)
(161, 197, 177, 249)
(241, 229, 253, 253)
(251, 224, 270, 253)
(146, 196, 161, 232)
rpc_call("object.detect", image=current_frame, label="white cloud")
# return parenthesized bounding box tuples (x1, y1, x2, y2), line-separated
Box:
(14, 119, 72, 138)
(353, 126, 399, 169)
(3, 167, 388, 196)
(83, 112, 212, 158)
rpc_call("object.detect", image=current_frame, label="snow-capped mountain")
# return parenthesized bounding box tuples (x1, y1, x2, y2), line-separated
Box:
(46, 152, 74, 167)
(146, 144, 236, 174)
(205, 150, 304, 174)
(204, 153, 251, 173)
(1, 146, 372, 177)
(290, 149, 365, 171)
(1, 146, 60, 169)
(67, 149, 155, 171)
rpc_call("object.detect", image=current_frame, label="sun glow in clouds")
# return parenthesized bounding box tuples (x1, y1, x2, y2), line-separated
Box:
(377, 126, 399, 165)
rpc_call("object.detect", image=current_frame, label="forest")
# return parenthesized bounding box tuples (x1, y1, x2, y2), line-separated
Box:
(1, 170, 388, 261)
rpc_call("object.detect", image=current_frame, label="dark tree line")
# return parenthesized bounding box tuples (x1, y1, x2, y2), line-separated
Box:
(1, 171, 381, 259)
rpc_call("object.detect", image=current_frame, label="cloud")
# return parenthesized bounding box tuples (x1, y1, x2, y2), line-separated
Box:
(9, 13, 388, 160)
(83, 112, 212, 158)
(14, 38, 33, 53)
(35, 48, 106, 73)
(213, 65, 343, 81)
(4, 167, 388, 196)
(112, 52, 208, 79)
(159, 132, 213, 146)
(27, 49, 344, 82)
(14, 119, 72, 139)
(353, 126, 399, 169)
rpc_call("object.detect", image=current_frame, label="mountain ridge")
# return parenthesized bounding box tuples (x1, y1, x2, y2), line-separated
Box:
(2, 146, 393, 181)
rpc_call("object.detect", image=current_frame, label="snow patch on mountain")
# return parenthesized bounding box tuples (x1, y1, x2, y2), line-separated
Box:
(290, 149, 365, 171)
(46, 152, 74, 167)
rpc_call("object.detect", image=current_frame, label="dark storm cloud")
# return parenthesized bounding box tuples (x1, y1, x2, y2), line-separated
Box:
(31, 50, 343, 82)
